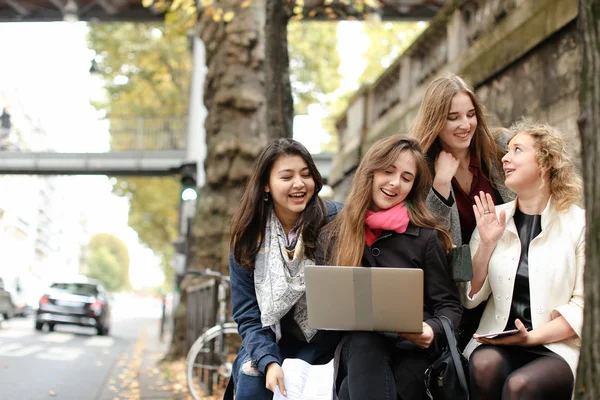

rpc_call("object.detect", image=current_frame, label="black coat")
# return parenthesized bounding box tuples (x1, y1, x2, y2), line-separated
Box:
(316, 224, 464, 399)
(316, 223, 462, 344)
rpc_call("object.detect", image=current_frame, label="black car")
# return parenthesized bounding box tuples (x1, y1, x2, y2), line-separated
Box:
(0, 277, 13, 320)
(36, 280, 111, 335)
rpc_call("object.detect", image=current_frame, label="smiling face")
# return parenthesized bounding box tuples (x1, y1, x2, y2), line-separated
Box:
(502, 133, 543, 193)
(265, 154, 316, 228)
(438, 92, 478, 153)
(370, 150, 417, 212)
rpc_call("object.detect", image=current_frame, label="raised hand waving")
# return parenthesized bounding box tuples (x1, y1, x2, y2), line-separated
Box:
(473, 191, 506, 246)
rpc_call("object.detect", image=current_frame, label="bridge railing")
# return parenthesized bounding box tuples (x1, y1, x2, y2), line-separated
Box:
(0, 116, 188, 153)
(107, 116, 188, 152)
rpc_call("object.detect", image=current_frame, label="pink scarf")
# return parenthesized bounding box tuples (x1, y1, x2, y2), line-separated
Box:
(364, 202, 410, 246)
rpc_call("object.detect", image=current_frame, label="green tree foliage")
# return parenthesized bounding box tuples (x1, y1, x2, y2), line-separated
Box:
(86, 248, 123, 292)
(359, 20, 427, 84)
(288, 21, 341, 115)
(318, 20, 427, 150)
(111, 177, 179, 280)
(87, 233, 130, 291)
(87, 18, 191, 283)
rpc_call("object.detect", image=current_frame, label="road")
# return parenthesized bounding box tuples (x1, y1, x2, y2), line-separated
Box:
(0, 293, 167, 400)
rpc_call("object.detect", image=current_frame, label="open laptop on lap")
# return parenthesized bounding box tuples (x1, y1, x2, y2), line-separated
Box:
(304, 266, 423, 333)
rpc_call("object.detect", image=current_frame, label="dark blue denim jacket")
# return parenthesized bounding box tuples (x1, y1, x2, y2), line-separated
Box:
(230, 199, 342, 374)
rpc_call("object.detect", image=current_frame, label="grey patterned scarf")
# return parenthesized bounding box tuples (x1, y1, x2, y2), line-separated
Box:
(254, 210, 317, 342)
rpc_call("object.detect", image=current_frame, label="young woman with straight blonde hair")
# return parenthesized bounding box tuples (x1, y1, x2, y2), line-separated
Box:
(316, 136, 462, 400)
(411, 73, 514, 348)
(411, 73, 513, 247)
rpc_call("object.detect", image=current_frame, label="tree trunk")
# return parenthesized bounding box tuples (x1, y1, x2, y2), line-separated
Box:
(575, 0, 600, 397)
(265, 0, 294, 138)
(169, 0, 293, 358)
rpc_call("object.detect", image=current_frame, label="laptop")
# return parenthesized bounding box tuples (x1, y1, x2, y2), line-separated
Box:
(304, 266, 423, 333)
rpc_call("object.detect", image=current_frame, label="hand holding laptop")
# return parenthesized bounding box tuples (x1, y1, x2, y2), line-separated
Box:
(398, 322, 434, 349)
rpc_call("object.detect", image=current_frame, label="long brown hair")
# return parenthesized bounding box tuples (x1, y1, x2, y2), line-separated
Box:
(411, 73, 504, 179)
(508, 119, 582, 211)
(325, 136, 452, 267)
(230, 138, 327, 270)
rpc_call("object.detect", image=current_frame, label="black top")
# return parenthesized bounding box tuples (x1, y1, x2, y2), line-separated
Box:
(506, 208, 542, 331)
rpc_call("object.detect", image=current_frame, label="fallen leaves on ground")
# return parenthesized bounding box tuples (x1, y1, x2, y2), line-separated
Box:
(158, 356, 228, 400)
(107, 329, 228, 399)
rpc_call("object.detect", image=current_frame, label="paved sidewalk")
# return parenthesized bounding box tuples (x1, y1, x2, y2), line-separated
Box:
(138, 323, 187, 400)
(98, 320, 191, 400)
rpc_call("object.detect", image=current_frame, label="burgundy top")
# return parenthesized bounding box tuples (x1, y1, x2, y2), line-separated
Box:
(452, 153, 500, 245)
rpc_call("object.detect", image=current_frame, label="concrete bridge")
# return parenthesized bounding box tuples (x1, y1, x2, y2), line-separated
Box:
(0, 115, 334, 180)
(329, 0, 580, 200)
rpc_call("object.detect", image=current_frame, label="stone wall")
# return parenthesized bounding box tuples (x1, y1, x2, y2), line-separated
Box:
(330, 0, 581, 200)
(477, 22, 580, 162)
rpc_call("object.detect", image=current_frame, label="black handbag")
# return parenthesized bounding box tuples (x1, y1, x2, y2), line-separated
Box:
(424, 316, 470, 400)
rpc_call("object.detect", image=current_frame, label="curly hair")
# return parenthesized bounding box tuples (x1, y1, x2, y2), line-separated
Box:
(508, 119, 582, 211)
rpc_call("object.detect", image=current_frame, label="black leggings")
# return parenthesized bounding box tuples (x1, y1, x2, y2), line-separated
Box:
(337, 331, 434, 400)
(469, 345, 574, 400)
(338, 332, 397, 400)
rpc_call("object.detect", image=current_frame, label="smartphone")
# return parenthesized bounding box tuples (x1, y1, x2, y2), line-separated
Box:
(473, 329, 519, 339)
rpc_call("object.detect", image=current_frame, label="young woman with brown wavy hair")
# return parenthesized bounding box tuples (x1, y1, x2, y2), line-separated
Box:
(462, 121, 584, 399)
(316, 135, 462, 400)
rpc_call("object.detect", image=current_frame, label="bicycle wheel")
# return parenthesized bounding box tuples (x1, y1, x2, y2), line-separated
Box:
(186, 322, 239, 400)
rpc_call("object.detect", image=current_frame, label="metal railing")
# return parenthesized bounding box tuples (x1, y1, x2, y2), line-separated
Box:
(186, 278, 219, 354)
(107, 116, 188, 152)
(0, 116, 188, 153)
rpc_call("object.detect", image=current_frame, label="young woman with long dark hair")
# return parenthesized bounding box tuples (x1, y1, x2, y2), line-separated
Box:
(228, 138, 341, 400)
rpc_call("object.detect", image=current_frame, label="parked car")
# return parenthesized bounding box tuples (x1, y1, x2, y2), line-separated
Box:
(7, 277, 29, 317)
(36, 279, 111, 335)
(0, 277, 13, 320)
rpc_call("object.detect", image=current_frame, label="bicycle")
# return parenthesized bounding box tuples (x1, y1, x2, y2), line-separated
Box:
(185, 269, 239, 400)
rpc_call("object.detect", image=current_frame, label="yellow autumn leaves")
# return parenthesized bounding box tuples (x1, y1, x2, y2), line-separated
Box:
(141, 0, 383, 24)
(141, 0, 252, 23)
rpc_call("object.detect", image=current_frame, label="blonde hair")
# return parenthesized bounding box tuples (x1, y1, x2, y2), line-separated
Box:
(411, 73, 504, 178)
(508, 119, 582, 211)
(324, 136, 452, 267)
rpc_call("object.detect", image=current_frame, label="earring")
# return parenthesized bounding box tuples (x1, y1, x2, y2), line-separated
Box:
(264, 192, 269, 202)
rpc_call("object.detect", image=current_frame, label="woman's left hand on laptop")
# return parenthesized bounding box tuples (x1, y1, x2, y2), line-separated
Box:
(398, 322, 434, 349)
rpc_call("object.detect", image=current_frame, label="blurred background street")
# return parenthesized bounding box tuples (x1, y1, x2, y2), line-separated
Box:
(0, 293, 180, 400)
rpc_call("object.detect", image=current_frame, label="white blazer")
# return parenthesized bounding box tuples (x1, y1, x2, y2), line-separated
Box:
(460, 199, 585, 378)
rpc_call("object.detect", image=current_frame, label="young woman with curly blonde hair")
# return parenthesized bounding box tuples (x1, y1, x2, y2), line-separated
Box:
(462, 120, 584, 399)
